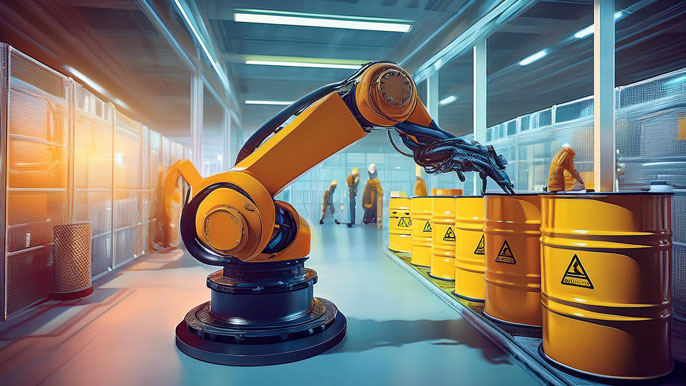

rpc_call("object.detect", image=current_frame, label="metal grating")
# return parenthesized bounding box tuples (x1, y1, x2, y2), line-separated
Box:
(674, 193, 686, 321)
(73, 84, 113, 276)
(554, 96, 593, 124)
(1, 46, 193, 319)
(6, 49, 69, 316)
(1, 43, 8, 319)
(9, 51, 66, 99)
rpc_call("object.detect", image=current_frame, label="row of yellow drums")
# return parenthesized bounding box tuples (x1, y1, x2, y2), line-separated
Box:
(388, 192, 674, 380)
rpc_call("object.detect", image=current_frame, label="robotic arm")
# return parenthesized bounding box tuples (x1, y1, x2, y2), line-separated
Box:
(168, 62, 514, 265)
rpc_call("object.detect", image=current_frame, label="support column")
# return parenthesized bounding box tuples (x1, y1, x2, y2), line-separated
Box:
(593, 0, 616, 192)
(222, 108, 232, 171)
(190, 73, 204, 176)
(473, 40, 487, 194)
(426, 71, 439, 124)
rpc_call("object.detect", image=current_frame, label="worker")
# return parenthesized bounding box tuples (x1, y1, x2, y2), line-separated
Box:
(320, 180, 339, 224)
(548, 144, 584, 192)
(362, 164, 383, 225)
(414, 165, 428, 196)
(342, 168, 360, 227)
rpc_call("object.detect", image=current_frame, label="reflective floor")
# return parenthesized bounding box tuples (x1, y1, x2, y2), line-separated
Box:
(0, 224, 540, 386)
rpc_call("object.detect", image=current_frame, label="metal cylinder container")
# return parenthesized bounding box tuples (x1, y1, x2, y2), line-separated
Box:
(540, 193, 673, 379)
(431, 188, 463, 196)
(454, 196, 486, 301)
(52, 223, 93, 299)
(430, 196, 457, 280)
(410, 197, 432, 267)
(484, 194, 542, 327)
(388, 197, 412, 253)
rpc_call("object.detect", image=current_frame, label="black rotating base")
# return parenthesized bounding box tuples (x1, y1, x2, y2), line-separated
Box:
(175, 258, 346, 366)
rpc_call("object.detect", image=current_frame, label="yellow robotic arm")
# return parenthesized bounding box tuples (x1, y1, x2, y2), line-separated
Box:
(169, 61, 515, 366)
(168, 62, 513, 265)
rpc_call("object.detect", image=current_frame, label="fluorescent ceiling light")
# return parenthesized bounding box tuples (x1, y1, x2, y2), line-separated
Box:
(173, 0, 227, 85)
(246, 60, 361, 70)
(519, 49, 548, 66)
(234, 9, 412, 32)
(666, 75, 686, 85)
(439, 95, 457, 106)
(245, 100, 294, 105)
(574, 11, 624, 39)
(574, 25, 595, 39)
(113, 98, 130, 110)
(65, 66, 106, 94)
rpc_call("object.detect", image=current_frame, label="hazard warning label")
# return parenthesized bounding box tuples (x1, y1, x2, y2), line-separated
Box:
(423, 221, 432, 232)
(495, 240, 515, 264)
(561, 254, 594, 289)
(443, 227, 456, 242)
(397, 217, 411, 227)
(474, 235, 485, 255)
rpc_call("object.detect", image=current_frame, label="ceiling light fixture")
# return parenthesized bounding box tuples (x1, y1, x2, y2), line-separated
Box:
(666, 75, 686, 85)
(245, 60, 361, 70)
(173, 0, 227, 85)
(245, 100, 294, 105)
(519, 49, 548, 66)
(574, 11, 624, 39)
(234, 9, 412, 32)
(439, 95, 457, 106)
(65, 66, 106, 94)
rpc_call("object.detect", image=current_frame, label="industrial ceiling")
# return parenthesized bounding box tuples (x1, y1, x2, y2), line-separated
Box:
(1, 0, 684, 146)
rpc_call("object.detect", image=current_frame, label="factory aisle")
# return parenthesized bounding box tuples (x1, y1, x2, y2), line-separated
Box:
(0, 225, 540, 386)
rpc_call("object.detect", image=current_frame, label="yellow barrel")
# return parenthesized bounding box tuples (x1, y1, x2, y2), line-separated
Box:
(540, 193, 673, 379)
(430, 196, 457, 280)
(454, 196, 485, 301)
(389, 196, 411, 252)
(410, 197, 432, 267)
(484, 194, 542, 327)
(431, 188, 463, 196)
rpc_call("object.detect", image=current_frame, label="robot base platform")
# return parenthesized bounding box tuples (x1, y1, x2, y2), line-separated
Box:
(175, 258, 346, 366)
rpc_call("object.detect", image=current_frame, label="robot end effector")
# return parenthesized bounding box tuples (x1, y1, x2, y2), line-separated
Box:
(348, 62, 514, 194)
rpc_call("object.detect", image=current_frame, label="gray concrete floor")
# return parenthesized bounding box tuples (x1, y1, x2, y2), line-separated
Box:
(0, 224, 540, 386)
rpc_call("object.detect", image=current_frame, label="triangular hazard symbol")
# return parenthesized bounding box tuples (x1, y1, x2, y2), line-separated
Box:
(397, 217, 411, 227)
(423, 221, 432, 232)
(495, 240, 515, 264)
(443, 227, 455, 241)
(561, 254, 594, 289)
(474, 234, 485, 255)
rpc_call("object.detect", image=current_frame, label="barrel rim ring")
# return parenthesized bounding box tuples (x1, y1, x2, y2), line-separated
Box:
(451, 291, 485, 302)
(484, 192, 540, 197)
(428, 272, 455, 282)
(538, 343, 675, 381)
(482, 310, 542, 328)
(412, 195, 461, 198)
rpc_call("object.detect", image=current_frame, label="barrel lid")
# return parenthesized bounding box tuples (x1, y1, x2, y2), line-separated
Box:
(411, 195, 459, 198)
(541, 191, 674, 197)
(484, 192, 540, 196)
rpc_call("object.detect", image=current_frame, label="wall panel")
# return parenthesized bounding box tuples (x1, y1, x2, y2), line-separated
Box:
(5, 48, 69, 315)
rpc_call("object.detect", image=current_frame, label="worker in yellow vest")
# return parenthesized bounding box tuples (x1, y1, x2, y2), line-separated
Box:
(362, 164, 383, 225)
(319, 180, 339, 224)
